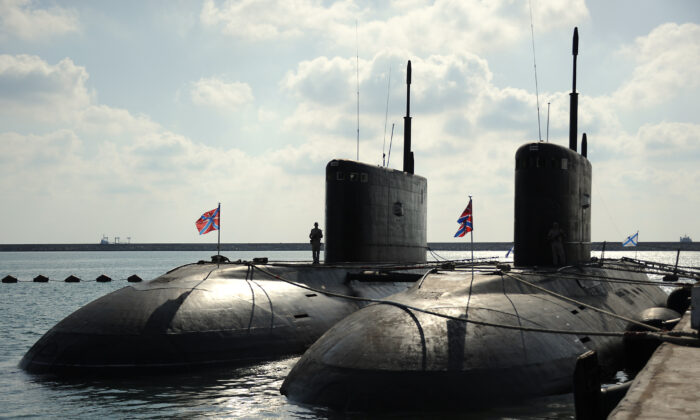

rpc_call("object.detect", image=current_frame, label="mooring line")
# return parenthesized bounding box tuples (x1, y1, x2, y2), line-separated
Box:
(249, 263, 698, 343)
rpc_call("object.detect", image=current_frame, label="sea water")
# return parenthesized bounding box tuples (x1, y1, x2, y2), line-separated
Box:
(1, 250, 698, 419)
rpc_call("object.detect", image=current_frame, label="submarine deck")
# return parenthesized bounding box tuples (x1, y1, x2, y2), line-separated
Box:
(609, 309, 700, 419)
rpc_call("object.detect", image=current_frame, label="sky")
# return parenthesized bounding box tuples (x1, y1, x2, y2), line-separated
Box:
(0, 0, 698, 244)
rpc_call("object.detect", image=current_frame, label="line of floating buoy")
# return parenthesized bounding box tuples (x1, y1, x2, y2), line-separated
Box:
(2, 274, 143, 283)
(96, 274, 111, 282)
(34, 275, 49, 283)
(2, 275, 17, 283)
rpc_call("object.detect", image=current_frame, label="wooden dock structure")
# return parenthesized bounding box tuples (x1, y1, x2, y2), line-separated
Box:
(609, 306, 700, 419)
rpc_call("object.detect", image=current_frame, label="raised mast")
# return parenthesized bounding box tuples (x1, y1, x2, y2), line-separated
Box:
(569, 27, 579, 152)
(403, 60, 414, 174)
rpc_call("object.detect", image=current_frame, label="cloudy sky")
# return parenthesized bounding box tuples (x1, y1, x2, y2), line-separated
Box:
(1, 0, 698, 244)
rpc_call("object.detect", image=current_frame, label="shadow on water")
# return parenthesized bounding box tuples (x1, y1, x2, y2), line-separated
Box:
(289, 393, 575, 420)
(21, 355, 575, 419)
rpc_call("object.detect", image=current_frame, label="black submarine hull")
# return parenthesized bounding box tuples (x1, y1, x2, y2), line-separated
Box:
(21, 59, 430, 375)
(280, 263, 668, 409)
(19, 262, 420, 373)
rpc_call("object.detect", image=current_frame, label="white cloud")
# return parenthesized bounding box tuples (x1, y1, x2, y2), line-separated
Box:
(1, 7, 698, 244)
(589, 121, 700, 240)
(282, 56, 356, 105)
(200, 0, 357, 41)
(276, 49, 551, 241)
(76, 105, 160, 140)
(281, 50, 531, 153)
(612, 23, 700, 108)
(274, 17, 700, 242)
(0, 0, 79, 41)
(190, 77, 254, 112)
(201, 0, 588, 56)
(637, 121, 700, 161)
(0, 54, 92, 124)
(0, 54, 326, 243)
(0, 130, 82, 183)
(257, 106, 278, 122)
(355, 0, 587, 56)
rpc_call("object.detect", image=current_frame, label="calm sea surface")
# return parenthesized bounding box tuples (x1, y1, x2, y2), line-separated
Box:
(1, 250, 698, 419)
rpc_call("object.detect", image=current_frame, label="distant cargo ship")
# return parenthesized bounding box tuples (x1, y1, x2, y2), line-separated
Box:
(99, 235, 130, 245)
(681, 235, 692, 243)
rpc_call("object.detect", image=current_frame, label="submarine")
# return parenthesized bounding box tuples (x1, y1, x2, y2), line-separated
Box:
(280, 28, 681, 410)
(20, 61, 430, 374)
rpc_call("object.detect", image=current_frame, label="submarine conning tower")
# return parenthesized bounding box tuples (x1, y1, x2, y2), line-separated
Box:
(514, 27, 592, 267)
(514, 142, 591, 266)
(325, 60, 427, 264)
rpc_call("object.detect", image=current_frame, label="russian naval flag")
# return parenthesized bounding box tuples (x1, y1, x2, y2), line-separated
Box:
(454, 198, 473, 238)
(622, 231, 638, 247)
(196, 205, 220, 235)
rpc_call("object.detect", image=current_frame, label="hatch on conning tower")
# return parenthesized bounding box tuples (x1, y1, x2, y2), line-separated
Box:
(514, 27, 592, 267)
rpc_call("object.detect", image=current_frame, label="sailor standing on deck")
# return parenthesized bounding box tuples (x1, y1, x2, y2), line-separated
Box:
(547, 222, 566, 266)
(309, 222, 323, 264)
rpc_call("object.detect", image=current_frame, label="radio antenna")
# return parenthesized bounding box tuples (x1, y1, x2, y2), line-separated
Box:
(387, 123, 395, 166)
(529, 0, 542, 141)
(355, 20, 360, 160)
(546, 101, 550, 142)
(382, 64, 392, 167)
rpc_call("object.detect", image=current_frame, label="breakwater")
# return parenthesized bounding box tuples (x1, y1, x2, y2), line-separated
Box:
(0, 242, 697, 252)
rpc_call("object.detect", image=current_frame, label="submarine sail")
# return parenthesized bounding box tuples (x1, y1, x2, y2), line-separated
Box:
(514, 142, 591, 266)
(325, 60, 426, 264)
(514, 26, 591, 267)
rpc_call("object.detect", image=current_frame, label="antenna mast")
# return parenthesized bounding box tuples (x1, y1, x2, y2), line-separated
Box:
(529, 0, 542, 141)
(546, 101, 550, 142)
(387, 123, 395, 166)
(355, 20, 360, 160)
(382, 65, 392, 167)
(403, 60, 414, 174)
(569, 27, 579, 152)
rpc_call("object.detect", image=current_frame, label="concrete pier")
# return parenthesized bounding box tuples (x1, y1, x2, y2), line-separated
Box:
(609, 310, 700, 419)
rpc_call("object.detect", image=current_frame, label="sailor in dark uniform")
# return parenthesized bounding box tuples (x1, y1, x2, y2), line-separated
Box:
(547, 222, 566, 266)
(309, 222, 323, 264)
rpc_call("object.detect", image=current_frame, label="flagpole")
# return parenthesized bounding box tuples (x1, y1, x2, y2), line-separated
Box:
(469, 195, 474, 275)
(466, 195, 475, 320)
(217, 202, 221, 258)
